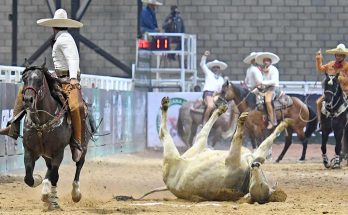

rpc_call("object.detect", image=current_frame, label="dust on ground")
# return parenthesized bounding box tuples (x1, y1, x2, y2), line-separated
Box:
(0, 143, 347, 215)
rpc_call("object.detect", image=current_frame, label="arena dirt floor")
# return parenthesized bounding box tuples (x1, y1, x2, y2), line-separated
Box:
(0, 143, 347, 215)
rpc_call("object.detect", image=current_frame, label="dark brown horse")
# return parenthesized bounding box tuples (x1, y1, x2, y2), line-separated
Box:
(218, 81, 317, 162)
(21, 62, 92, 210)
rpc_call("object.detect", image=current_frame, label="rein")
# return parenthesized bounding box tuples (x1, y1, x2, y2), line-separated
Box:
(23, 66, 69, 134)
(298, 80, 320, 123)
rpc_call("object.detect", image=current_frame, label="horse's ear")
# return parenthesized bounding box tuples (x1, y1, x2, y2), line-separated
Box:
(325, 73, 328, 78)
(24, 58, 30, 68)
(224, 80, 229, 87)
(41, 58, 46, 68)
(335, 73, 339, 78)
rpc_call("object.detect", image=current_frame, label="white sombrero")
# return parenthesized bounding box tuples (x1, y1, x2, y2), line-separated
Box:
(243, 52, 261, 64)
(326, 44, 348, 55)
(206, 60, 228, 70)
(37, 9, 83, 28)
(142, 0, 163, 6)
(255, 52, 280, 65)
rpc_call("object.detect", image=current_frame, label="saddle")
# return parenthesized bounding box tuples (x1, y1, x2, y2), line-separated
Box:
(45, 71, 97, 133)
(256, 91, 293, 112)
(189, 99, 205, 114)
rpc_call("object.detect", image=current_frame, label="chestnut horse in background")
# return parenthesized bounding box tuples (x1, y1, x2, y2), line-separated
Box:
(218, 81, 317, 162)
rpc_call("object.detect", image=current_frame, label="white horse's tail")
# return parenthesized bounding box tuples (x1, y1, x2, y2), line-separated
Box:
(113, 186, 169, 201)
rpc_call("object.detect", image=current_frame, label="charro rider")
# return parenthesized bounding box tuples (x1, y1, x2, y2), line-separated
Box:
(200, 50, 227, 127)
(243, 52, 263, 90)
(0, 9, 85, 162)
(315, 44, 348, 131)
(255, 52, 280, 130)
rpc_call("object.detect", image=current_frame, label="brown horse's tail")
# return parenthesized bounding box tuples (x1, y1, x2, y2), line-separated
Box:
(304, 105, 318, 138)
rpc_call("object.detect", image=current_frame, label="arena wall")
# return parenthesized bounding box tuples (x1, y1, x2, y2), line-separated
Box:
(0, 83, 147, 173)
(0, 0, 346, 80)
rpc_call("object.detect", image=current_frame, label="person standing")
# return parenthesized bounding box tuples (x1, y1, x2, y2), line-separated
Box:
(200, 50, 227, 126)
(140, 0, 162, 35)
(255, 52, 280, 130)
(162, 5, 185, 61)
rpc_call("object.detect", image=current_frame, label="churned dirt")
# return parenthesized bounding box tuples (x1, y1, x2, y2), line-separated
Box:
(0, 143, 347, 215)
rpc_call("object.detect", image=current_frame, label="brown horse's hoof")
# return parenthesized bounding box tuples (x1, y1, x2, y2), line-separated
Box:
(32, 174, 43, 188)
(72, 193, 82, 203)
(47, 203, 63, 211)
(72, 181, 82, 203)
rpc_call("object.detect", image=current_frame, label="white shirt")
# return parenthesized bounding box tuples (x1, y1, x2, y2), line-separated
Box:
(200, 55, 225, 92)
(261, 65, 279, 87)
(52, 31, 80, 79)
(245, 65, 263, 89)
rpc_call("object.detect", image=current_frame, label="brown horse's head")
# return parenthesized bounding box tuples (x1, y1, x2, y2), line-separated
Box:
(22, 60, 47, 110)
(218, 81, 237, 102)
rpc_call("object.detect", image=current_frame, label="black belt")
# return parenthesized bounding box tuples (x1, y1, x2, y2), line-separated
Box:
(55, 70, 81, 79)
(55, 69, 69, 77)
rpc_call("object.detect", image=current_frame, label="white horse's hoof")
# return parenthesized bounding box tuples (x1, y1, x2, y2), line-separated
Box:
(71, 181, 82, 203)
(41, 179, 51, 202)
(32, 174, 43, 188)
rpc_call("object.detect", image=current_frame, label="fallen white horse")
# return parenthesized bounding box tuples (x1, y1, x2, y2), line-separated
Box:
(159, 96, 289, 203)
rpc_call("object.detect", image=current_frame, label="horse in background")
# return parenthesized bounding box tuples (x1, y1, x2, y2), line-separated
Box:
(218, 81, 317, 162)
(21, 61, 93, 210)
(320, 74, 347, 169)
(177, 99, 238, 148)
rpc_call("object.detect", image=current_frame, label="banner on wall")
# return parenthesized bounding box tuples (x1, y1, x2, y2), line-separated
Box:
(147, 92, 202, 148)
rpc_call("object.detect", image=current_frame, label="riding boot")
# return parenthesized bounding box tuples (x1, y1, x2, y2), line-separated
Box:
(266, 102, 275, 130)
(63, 83, 85, 163)
(0, 89, 24, 140)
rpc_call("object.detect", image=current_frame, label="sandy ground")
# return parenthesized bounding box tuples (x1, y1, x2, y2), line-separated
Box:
(0, 143, 347, 215)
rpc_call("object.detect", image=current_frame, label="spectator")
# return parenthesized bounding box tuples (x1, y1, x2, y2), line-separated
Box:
(162, 5, 185, 61)
(140, 0, 162, 35)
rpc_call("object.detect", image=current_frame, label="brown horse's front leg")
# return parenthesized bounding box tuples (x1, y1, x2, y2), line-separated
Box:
(46, 152, 64, 210)
(24, 148, 41, 187)
(72, 157, 86, 203)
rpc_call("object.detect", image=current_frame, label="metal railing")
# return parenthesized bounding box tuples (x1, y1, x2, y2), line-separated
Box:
(195, 78, 322, 95)
(0, 65, 133, 91)
(134, 33, 197, 92)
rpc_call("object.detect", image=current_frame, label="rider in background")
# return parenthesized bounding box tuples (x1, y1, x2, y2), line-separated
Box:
(200, 50, 227, 127)
(243, 52, 263, 90)
(315, 44, 348, 131)
(255, 52, 280, 130)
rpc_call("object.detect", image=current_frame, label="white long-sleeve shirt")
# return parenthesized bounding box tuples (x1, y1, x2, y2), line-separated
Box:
(200, 55, 224, 92)
(261, 65, 279, 87)
(245, 65, 263, 89)
(52, 31, 80, 79)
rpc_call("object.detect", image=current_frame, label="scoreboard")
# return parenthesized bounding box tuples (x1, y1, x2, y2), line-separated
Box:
(138, 37, 170, 50)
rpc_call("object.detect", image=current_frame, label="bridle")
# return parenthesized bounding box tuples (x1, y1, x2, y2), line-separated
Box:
(22, 66, 47, 103)
(324, 75, 341, 110)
